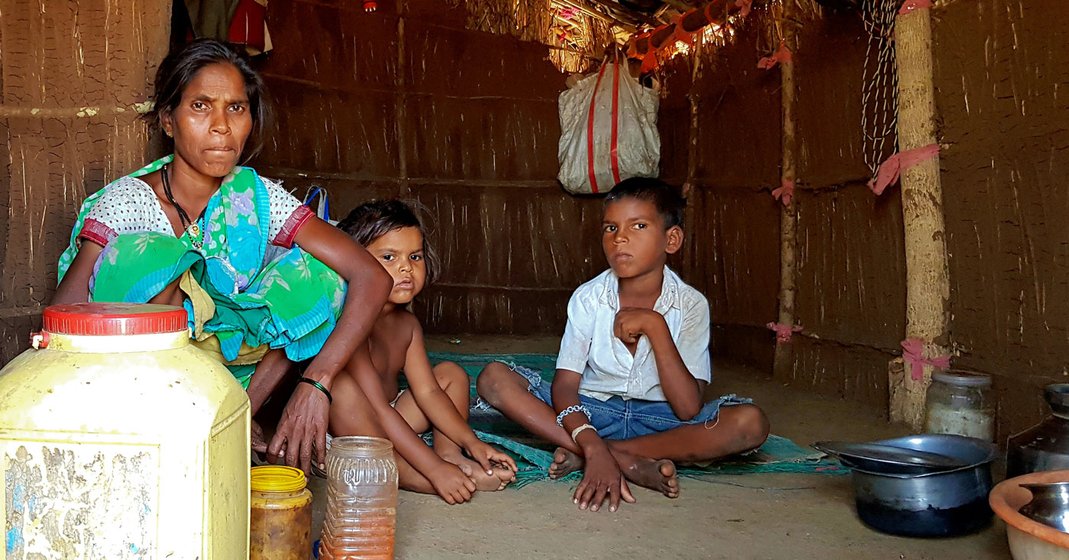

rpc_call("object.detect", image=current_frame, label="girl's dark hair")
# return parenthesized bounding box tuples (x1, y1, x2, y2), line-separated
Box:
(337, 199, 442, 285)
(145, 39, 269, 160)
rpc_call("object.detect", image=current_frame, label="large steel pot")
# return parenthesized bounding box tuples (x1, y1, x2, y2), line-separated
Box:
(846, 434, 999, 537)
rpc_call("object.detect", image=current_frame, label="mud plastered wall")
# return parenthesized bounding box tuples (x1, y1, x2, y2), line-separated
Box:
(0, 2, 170, 363)
(253, 0, 604, 336)
(788, 12, 906, 410)
(659, 10, 783, 374)
(0, 0, 606, 367)
(934, 0, 1069, 438)
(658, 8, 904, 410)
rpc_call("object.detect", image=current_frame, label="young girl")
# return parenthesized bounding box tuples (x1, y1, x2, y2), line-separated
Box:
(330, 200, 517, 504)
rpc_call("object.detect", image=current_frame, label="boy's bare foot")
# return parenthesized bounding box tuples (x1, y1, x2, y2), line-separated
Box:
(549, 447, 585, 479)
(614, 450, 679, 498)
(444, 454, 514, 491)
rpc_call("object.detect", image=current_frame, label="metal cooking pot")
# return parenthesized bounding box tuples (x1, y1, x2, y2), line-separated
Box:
(844, 434, 999, 537)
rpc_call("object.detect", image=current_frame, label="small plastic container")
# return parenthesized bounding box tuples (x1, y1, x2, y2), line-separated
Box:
(250, 465, 313, 560)
(319, 436, 399, 560)
(924, 370, 995, 441)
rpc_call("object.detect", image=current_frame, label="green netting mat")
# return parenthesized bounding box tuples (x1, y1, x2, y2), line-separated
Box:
(427, 351, 846, 487)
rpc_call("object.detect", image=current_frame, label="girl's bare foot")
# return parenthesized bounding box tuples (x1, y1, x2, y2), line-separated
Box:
(613, 450, 679, 498)
(444, 454, 515, 491)
(549, 447, 585, 479)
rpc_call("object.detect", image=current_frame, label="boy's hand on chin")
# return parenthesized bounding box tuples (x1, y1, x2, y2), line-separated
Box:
(428, 462, 477, 505)
(614, 307, 666, 344)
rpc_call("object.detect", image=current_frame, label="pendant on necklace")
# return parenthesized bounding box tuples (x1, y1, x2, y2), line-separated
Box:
(187, 222, 203, 249)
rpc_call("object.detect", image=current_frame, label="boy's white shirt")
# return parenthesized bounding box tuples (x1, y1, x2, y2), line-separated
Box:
(555, 266, 712, 402)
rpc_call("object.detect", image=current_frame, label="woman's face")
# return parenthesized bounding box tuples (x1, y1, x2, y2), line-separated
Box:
(365, 226, 427, 306)
(161, 62, 253, 179)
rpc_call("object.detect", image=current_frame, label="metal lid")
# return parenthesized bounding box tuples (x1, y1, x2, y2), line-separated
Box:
(43, 303, 188, 336)
(932, 370, 992, 388)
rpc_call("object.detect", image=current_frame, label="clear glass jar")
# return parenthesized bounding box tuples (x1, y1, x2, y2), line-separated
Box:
(319, 436, 398, 560)
(250, 465, 312, 560)
(924, 370, 995, 441)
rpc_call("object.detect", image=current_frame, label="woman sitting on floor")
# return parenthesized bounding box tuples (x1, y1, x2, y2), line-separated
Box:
(52, 39, 392, 474)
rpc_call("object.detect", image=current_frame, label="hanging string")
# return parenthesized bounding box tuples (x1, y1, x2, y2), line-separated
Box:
(860, 0, 900, 181)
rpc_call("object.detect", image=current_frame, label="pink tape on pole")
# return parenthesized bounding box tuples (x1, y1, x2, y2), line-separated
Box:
(772, 178, 795, 206)
(898, 0, 933, 15)
(766, 322, 803, 344)
(758, 42, 792, 70)
(736, 0, 753, 17)
(867, 143, 940, 196)
(900, 338, 951, 381)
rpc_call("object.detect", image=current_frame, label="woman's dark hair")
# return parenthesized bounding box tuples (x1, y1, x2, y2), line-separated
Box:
(337, 199, 442, 285)
(145, 39, 269, 160)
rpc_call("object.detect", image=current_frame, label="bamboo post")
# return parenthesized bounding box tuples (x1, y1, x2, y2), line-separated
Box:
(887, 3, 950, 428)
(684, 41, 703, 200)
(395, 0, 410, 197)
(772, 1, 801, 382)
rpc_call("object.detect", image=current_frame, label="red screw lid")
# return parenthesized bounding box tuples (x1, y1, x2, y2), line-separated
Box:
(43, 303, 188, 336)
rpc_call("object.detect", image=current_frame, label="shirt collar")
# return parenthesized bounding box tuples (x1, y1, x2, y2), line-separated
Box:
(599, 266, 681, 311)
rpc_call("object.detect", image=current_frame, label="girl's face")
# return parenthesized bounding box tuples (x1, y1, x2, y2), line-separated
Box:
(365, 226, 427, 306)
(160, 62, 253, 179)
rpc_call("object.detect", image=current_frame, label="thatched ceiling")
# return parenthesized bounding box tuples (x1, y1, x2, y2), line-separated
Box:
(456, 0, 744, 73)
(557, 0, 707, 33)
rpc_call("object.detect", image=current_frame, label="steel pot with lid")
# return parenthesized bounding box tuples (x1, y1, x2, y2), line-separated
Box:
(822, 434, 999, 537)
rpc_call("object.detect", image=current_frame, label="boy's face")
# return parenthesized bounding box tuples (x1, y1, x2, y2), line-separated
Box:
(601, 197, 683, 280)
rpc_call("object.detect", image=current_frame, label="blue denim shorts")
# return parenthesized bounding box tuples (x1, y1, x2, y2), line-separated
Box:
(509, 364, 752, 440)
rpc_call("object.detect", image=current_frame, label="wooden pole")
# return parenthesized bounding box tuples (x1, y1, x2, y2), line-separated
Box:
(684, 41, 703, 200)
(395, 0, 410, 198)
(888, 3, 950, 428)
(772, 0, 801, 382)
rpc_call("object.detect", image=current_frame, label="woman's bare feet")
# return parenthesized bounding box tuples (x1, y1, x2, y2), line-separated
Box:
(444, 453, 515, 491)
(549, 447, 585, 479)
(611, 449, 679, 498)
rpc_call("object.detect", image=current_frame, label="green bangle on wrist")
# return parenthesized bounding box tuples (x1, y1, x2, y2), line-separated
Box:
(298, 377, 333, 404)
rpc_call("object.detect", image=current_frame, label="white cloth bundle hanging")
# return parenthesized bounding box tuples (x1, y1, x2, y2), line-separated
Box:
(557, 57, 661, 195)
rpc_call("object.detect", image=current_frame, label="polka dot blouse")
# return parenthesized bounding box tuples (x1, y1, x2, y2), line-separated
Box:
(78, 175, 312, 249)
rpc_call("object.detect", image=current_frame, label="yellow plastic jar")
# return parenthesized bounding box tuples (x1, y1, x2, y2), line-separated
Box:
(251, 465, 313, 560)
(0, 303, 250, 559)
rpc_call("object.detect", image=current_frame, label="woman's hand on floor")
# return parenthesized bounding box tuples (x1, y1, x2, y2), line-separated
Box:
(251, 419, 268, 456)
(267, 382, 330, 474)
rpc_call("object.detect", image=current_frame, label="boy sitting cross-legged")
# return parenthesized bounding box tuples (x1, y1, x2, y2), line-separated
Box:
(477, 177, 770, 513)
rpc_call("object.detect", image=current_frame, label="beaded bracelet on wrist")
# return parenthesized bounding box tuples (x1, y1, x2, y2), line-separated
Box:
(555, 404, 591, 427)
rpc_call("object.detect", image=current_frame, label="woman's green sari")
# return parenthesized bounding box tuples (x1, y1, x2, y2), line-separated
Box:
(58, 155, 346, 387)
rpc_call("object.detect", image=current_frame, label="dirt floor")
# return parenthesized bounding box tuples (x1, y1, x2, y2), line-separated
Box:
(305, 335, 1011, 559)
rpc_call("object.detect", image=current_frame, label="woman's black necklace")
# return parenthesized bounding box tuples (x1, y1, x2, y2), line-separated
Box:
(161, 164, 206, 250)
